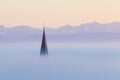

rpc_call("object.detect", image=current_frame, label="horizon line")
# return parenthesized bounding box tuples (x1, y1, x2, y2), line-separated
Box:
(0, 21, 120, 29)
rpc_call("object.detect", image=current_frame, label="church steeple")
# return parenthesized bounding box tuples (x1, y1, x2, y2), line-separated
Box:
(40, 26, 48, 56)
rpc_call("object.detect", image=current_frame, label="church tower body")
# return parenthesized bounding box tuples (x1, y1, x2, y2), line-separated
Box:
(40, 27, 48, 55)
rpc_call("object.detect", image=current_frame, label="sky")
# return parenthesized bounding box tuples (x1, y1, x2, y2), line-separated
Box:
(0, 0, 120, 28)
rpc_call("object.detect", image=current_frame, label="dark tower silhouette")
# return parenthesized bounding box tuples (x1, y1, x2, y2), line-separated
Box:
(40, 27, 48, 56)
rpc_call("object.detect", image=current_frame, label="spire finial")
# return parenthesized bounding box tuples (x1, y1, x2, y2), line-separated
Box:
(43, 23, 45, 31)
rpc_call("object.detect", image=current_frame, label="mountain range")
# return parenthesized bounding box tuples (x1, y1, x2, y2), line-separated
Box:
(0, 22, 120, 42)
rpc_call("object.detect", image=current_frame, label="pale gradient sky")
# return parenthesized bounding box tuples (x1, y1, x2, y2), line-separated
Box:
(0, 0, 120, 28)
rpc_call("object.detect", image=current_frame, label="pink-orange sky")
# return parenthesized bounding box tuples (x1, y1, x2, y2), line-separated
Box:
(0, 0, 120, 28)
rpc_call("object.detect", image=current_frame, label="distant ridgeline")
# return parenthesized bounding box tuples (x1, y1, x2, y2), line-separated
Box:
(0, 22, 120, 42)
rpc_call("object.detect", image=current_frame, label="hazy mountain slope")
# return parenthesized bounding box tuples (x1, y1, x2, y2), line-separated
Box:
(0, 22, 120, 42)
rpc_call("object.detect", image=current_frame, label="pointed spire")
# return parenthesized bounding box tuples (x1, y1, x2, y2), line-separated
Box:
(40, 25, 48, 56)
